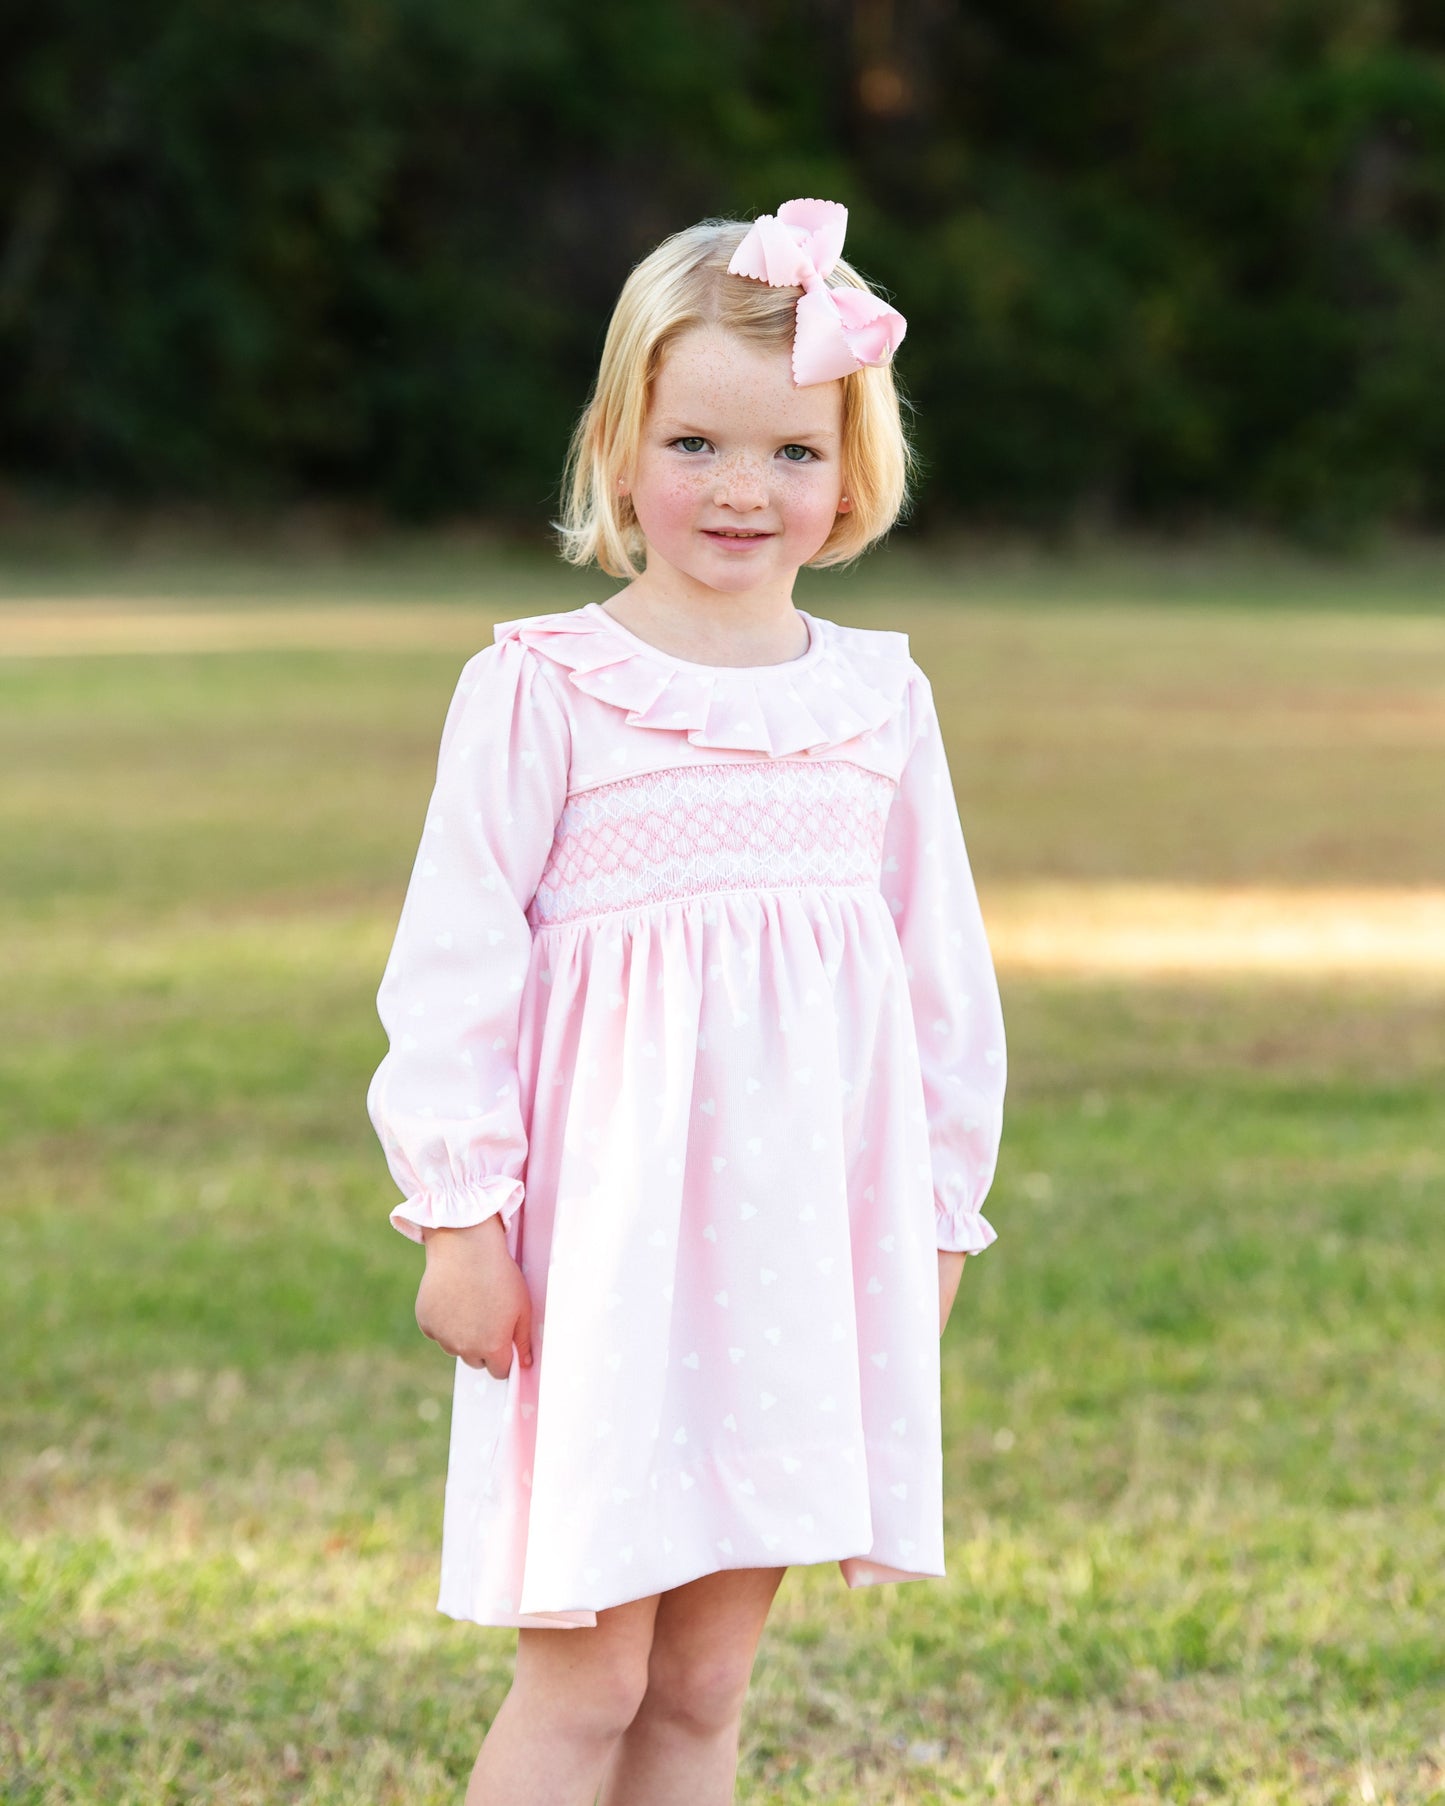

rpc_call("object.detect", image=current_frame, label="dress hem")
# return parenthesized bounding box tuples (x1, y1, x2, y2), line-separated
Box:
(436, 1541, 949, 1630)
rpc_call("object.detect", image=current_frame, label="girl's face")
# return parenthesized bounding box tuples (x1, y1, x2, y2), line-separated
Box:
(623, 324, 852, 603)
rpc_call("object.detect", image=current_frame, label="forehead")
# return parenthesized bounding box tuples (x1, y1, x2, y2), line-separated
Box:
(650, 324, 842, 437)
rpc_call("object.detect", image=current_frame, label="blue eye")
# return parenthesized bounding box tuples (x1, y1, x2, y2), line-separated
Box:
(674, 437, 708, 453)
(780, 444, 816, 462)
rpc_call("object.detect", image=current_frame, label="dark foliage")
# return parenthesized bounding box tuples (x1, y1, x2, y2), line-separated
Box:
(2, 0, 1443, 533)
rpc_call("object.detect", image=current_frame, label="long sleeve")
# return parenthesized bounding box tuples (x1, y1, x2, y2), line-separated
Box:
(880, 664, 1007, 1253)
(366, 633, 571, 1243)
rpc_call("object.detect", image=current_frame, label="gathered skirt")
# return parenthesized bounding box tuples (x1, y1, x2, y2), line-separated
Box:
(437, 881, 947, 1628)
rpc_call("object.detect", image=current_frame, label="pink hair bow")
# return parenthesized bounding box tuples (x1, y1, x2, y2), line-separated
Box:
(726, 197, 907, 386)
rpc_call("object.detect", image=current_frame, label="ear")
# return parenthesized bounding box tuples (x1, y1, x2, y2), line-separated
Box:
(836, 490, 853, 514)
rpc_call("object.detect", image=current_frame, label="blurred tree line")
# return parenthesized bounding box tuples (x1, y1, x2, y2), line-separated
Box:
(2, 0, 1444, 538)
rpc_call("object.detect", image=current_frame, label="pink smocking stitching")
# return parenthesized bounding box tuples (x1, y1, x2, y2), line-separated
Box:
(527, 759, 895, 928)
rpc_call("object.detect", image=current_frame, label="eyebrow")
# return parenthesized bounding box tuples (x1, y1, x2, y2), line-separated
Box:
(654, 418, 840, 442)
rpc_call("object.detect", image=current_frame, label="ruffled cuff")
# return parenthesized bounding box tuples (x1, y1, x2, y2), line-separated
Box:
(390, 1175, 525, 1244)
(935, 1201, 998, 1255)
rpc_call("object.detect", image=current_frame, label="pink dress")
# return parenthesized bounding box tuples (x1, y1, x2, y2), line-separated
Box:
(366, 599, 1007, 1629)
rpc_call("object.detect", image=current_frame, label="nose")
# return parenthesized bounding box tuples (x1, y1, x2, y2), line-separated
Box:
(712, 453, 769, 513)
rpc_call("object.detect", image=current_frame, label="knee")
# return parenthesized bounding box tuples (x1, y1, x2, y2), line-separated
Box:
(576, 1659, 653, 1742)
(512, 1647, 651, 1745)
(643, 1652, 754, 1736)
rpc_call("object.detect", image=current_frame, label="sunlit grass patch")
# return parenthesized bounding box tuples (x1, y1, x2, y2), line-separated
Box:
(986, 882, 1445, 979)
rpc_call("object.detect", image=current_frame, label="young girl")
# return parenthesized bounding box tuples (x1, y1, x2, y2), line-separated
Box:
(366, 198, 1007, 1804)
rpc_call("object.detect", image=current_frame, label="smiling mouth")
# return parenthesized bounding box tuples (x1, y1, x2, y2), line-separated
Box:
(703, 528, 773, 539)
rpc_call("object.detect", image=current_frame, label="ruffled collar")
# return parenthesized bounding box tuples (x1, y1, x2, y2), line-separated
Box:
(493, 599, 910, 758)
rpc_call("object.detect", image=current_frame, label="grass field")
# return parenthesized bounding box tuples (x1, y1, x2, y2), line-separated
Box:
(2, 539, 1443, 1803)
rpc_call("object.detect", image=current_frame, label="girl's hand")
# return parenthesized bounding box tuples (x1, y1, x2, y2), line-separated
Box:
(938, 1250, 967, 1335)
(416, 1217, 533, 1379)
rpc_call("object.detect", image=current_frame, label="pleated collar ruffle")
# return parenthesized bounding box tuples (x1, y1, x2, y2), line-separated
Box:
(493, 600, 910, 758)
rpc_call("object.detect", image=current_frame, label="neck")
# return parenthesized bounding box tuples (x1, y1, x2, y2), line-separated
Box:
(603, 577, 809, 667)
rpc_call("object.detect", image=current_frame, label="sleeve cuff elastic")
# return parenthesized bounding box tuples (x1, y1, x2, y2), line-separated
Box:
(389, 1175, 525, 1244)
(935, 1205, 998, 1255)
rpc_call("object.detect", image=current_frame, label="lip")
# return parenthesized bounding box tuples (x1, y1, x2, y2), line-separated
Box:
(701, 528, 775, 544)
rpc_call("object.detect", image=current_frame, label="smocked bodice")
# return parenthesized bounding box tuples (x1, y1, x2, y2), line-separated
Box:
(527, 758, 896, 928)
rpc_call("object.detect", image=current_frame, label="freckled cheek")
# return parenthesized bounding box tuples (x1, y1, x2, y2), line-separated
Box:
(634, 467, 713, 538)
(634, 461, 841, 542)
(774, 469, 844, 536)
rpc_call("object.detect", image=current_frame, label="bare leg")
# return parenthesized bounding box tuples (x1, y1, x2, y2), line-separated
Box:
(465, 1592, 660, 1806)
(595, 1566, 788, 1806)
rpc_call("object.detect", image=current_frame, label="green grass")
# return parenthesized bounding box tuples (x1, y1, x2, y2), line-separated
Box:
(2, 542, 1443, 1802)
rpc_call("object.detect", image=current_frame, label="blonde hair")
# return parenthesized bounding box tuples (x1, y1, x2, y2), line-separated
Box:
(555, 216, 915, 579)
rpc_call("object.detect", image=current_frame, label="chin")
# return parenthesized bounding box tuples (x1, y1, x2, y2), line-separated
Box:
(691, 563, 781, 594)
